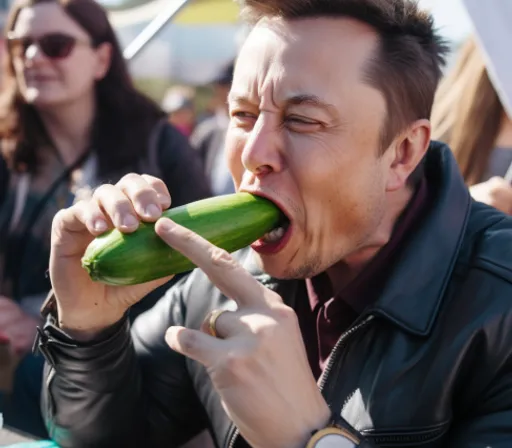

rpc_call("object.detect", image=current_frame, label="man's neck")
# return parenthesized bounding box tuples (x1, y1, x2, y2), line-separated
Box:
(38, 92, 96, 166)
(326, 184, 416, 294)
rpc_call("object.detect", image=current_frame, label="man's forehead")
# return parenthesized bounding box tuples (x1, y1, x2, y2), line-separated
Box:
(242, 15, 379, 53)
(233, 16, 380, 103)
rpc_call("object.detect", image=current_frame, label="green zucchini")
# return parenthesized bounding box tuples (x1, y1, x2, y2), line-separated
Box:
(81, 193, 282, 285)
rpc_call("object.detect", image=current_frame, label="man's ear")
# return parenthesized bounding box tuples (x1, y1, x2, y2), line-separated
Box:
(93, 42, 112, 81)
(385, 119, 431, 192)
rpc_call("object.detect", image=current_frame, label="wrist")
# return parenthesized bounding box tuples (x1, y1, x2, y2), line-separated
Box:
(52, 299, 125, 343)
(58, 311, 124, 342)
(287, 401, 332, 448)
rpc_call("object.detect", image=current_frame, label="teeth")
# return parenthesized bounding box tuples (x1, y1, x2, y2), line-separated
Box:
(262, 226, 285, 243)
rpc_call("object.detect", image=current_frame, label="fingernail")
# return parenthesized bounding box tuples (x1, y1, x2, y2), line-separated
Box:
(145, 203, 161, 218)
(93, 219, 108, 232)
(122, 214, 138, 228)
(158, 218, 175, 233)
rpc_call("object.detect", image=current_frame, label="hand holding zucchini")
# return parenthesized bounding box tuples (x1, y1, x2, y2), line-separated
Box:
(81, 193, 283, 286)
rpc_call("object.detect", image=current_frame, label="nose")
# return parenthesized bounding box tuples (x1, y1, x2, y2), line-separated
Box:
(241, 113, 284, 178)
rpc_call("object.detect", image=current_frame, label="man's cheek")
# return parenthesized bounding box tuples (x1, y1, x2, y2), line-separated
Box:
(226, 145, 245, 183)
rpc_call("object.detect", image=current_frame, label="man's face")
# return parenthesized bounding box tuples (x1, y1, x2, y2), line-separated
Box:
(227, 17, 397, 279)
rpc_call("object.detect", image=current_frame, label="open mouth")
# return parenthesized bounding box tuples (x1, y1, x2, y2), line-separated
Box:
(250, 197, 293, 254)
(261, 214, 291, 244)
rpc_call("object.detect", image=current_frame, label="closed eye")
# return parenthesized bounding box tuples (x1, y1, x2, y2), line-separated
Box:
(286, 116, 317, 124)
(231, 111, 257, 128)
(232, 111, 257, 119)
(284, 115, 322, 132)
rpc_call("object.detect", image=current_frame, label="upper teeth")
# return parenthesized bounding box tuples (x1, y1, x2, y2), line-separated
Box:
(263, 226, 285, 243)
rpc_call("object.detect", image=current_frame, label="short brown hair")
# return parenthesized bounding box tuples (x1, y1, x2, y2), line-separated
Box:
(237, 0, 449, 150)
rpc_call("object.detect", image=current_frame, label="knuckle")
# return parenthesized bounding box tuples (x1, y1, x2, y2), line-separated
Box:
(273, 304, 298, 325)
(178, 227, 195, 243)
(142, 174, 165, 188)
(131, 186, 156, 202)
(52, 208, 68, 230)
(118, 172, 140, 185)
(208, 247, 236, 269)
(92, 183, 113, 198)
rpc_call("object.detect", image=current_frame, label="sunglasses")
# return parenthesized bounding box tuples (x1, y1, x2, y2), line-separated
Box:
(7, 32, 90, 59)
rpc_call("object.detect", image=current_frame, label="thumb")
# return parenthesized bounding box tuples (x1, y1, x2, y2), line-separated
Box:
(165, 326, 226, 366)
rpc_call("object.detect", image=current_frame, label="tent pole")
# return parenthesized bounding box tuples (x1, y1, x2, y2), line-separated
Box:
(123, 0, 192, 61)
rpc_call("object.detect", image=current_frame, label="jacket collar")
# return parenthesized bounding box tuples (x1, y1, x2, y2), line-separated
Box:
(242, 141, 472, 336)
(368, 142, 471, 336)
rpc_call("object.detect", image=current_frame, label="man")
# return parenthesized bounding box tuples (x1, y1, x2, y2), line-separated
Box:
(36, 0, 512, 447)
(161, 86, 197, 138)
(190, 60, 236, 196)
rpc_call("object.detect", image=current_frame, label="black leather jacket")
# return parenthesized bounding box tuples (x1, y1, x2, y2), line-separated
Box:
(38, 142, 512, 447)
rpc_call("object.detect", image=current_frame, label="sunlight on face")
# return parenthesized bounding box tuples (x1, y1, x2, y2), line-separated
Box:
(11, 3, 106, 108)
(226, 17, 390, 279)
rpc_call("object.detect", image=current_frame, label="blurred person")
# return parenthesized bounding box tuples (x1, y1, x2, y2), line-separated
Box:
(190, 60, 235, 196)
(0, 0, 210, 437)
(34, 0, 512, 447)
(161, 85, 196, 138)
(432, 36, 512, 214)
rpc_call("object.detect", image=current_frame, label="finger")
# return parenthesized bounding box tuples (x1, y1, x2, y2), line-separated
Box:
(141, 174, 172, 210)
(116, 173, 164, 222)
(200, 309, 247, 339)
(165, 325, 228, 367)
(92, 184, 139, 232)
(51, 204, 109, 258)
(74, 198, 112, 236)
(155, 218, 279, 308)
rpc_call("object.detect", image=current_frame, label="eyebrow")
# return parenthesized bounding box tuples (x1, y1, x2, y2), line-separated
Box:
(228, 92, 337, 115)
(285, 94, 337, 115)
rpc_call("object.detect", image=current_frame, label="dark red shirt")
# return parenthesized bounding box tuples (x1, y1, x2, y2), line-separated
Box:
(295, 177, 429, 379)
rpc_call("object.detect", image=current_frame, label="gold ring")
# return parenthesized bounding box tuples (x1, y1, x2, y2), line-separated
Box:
(208, 309, 228, 338)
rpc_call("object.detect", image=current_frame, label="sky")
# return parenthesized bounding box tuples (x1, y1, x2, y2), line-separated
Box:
(100, 0, 474, 43)
(420, 0, 473, 42)
(97, 0, 475, 84)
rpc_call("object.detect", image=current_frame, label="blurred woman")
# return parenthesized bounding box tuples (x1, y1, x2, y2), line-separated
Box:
(0, 0, 210, 436)
(431, 36, 512, 213)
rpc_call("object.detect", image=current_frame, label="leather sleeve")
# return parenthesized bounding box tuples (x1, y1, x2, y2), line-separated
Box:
(445, 360, 512, 446)
(40, 277, 209, 448)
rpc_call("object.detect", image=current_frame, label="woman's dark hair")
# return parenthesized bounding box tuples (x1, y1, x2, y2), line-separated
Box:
(0, 0, 165, 175)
